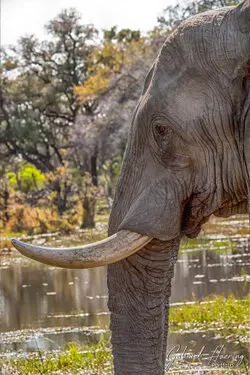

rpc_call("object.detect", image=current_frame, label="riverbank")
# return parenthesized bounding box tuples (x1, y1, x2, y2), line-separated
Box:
(0, 295, 249, 374)
(0, 213, 249, 256)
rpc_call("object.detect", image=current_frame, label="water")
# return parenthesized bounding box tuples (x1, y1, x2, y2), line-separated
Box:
(0, 218, 249, 360)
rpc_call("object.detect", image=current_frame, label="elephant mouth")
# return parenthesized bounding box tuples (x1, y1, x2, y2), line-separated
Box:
(179, 197, 210, 239)
(181, 198, 249, 239)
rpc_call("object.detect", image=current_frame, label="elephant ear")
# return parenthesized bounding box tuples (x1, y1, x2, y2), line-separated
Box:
(223, 1, 250, 65)
(235, 0, 250, 33)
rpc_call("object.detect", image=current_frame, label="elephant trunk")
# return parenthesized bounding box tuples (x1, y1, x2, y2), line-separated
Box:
(108, 237, 180, 375)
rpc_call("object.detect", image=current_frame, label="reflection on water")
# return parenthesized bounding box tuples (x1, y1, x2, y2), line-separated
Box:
(0, 265, 109, 332)
(174, 238, 250, 301)
(0, 233, 249, 354)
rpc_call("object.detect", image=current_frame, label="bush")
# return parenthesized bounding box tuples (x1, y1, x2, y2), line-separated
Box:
(8, 163, 45, 194)
(6, 203, 82, 234)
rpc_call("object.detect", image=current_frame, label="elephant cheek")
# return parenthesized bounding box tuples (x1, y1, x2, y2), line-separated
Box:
(118, 181, 185, 241)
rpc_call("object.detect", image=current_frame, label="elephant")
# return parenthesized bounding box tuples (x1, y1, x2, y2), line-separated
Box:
(12, 1, 250, 374)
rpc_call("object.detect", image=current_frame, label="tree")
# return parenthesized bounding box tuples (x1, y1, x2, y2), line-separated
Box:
(1, 9, 98, 171)
(157, 0, 240, 30)
(73, 30, 154, 191)
(0, 9, 99, 214)
(77, 173, 99, 228)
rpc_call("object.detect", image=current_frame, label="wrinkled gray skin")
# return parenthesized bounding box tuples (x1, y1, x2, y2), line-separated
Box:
(108, 2, 250, 374)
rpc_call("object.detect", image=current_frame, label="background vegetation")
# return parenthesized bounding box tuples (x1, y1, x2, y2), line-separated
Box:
(0, 0, 240, 235)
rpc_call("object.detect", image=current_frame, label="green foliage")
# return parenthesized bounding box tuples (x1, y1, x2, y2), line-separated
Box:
(0, 8, 99, 174)
(8, 163, 45, 193)
(104, 26, 141, 43)
(1, 9, 148, 226)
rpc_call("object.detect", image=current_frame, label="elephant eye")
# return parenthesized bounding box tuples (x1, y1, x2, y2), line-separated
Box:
(153, 123, 174, 155)
(155, 124, 169, 136)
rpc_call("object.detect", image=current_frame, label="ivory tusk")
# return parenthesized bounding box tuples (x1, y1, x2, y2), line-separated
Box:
(11, 231, 152, 269)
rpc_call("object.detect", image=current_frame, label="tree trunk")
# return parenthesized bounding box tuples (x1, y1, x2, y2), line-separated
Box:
(91, 146, 98, 187)
(57, 189, 66, 216)
(81, 195, 96, 228)
(1, 182, 10, 227)
(55, 180, 71, 216)
(107, 237, 180, 375)
(3, 188, 10, 225)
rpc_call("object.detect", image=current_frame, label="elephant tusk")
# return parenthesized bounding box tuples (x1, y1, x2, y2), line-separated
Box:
(11, 231, 152, 269)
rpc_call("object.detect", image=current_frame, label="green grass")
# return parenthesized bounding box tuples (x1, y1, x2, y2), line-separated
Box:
(1, 340, 248, 375)
(1, 343, 247, 375)
(179, 238, 238, 254)
(169, 294, 250, 339)
(0, 338, 113, 375)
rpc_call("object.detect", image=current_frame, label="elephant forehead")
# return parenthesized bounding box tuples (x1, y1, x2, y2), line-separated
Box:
(153, 6, 249, 90)
(168, 76, 214, 123)
(177, 8, 249, 63)
(147, 68, 231, 130)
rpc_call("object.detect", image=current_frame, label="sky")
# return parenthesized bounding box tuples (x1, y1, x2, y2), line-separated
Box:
(2, 0, 175, 46)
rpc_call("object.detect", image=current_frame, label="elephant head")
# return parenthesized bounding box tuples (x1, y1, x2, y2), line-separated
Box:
(12, 1, 250, 374)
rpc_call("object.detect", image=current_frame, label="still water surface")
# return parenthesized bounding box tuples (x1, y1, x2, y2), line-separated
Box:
(0, 225, 249, 357)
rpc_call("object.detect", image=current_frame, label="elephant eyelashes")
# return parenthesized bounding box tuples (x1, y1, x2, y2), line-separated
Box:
(155, 124, 170, 136)
(153, 124, 175, 156)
